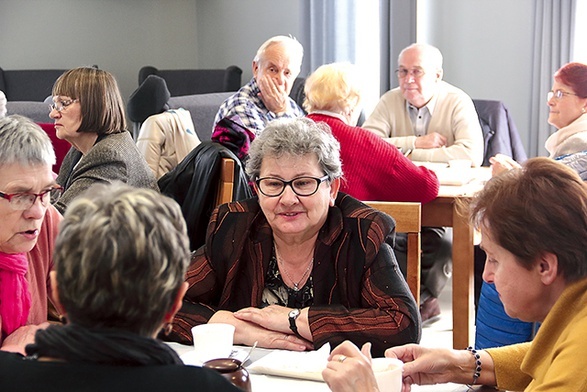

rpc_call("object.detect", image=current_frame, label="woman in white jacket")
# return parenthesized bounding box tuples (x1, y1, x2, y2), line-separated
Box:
(492, 62, 587, 178)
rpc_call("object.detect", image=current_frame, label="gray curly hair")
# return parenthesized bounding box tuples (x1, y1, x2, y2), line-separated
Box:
(54, 183, 190, 337)
(245, 117, 343, 181)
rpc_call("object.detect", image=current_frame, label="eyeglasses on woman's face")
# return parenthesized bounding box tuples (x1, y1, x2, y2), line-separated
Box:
(547, 89, 577, 101)
(49, 98, 78, 113)
(256, 175, 329, 197)
(0, 186, 63, 211)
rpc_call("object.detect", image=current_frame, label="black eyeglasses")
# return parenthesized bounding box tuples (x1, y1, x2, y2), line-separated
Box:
(256, 175, 330, 197)
(0, 186, 63, 211)
(395, 67, 425, 79)
(49, 98, 78, 113)
(547, 89, 577, 101)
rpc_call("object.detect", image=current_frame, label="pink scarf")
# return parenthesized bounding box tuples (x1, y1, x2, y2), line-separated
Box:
(0, 252, 31, 337)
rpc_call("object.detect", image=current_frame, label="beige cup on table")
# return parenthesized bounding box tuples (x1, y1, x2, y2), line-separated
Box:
(372, 357, 403, 392)
(191, 323, 235, 363)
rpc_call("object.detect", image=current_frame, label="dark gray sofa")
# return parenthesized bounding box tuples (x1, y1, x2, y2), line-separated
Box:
(0, 68, 67, 101)
(138, 66, 242, 97)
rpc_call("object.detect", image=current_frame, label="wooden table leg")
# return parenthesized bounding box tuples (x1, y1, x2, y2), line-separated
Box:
(451, 205, 475, 349)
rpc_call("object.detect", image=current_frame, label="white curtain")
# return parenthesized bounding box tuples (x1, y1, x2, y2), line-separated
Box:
(300, 0, 358, 77)
(378, 0, 416, 94)
(528, 0, 576, 157)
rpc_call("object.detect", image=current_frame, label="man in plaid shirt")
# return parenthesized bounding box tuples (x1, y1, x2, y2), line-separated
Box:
(213, 35, 305, 136)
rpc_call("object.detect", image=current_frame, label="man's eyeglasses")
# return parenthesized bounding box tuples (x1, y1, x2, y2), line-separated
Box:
(395, 68, 425, 79)
(547, 90, 577, 101)
(256, 175, 330, 197)
(49, 98, 78, 113)
(0, 186, 63, 211)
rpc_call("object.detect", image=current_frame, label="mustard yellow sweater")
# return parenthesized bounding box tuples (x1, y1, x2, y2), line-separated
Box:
(486, 278, 587, 391)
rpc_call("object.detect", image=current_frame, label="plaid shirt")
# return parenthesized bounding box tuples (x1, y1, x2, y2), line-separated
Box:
(213, 78, 304, 136)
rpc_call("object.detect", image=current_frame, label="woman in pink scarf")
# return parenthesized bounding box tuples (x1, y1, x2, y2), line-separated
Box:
(0, 115, 62, 353)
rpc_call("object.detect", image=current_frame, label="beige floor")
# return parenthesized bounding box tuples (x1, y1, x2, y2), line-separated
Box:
(419, 277, 457, 349)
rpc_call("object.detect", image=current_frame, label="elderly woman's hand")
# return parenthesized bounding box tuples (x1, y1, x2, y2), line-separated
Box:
(234, 305, 313, 341)
(210, 310, 312, 351)
(322, 341, 379, 392)
(489, 153, 521, 177)
(0, 322, 50, 355)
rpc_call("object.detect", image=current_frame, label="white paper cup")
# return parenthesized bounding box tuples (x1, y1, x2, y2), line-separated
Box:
(372, 357, 403, 392)
(448, 159, 473, 170)
(191, 323, 235, 363)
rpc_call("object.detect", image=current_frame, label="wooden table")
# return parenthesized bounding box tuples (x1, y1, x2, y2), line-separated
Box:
(422, 167, 491, 349)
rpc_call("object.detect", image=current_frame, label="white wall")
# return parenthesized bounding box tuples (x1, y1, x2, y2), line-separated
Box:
(1, 0, 542, 156)
(194, 0, 303, 83)
(418, 0, 535, 155)
(0, 0, 199, 101)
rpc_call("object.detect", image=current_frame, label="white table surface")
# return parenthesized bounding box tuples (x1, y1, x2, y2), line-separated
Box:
(167, 342, 478, 392)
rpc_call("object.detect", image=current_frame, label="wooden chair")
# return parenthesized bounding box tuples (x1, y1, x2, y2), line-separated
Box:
(215, 157, 235, 206)
(365, 201, 422, 305)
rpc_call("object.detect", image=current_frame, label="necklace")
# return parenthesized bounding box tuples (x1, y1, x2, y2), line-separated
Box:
(274, 244, 314, 291)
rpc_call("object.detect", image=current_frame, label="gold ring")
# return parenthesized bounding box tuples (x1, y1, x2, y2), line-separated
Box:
(338, 355, 347, 363)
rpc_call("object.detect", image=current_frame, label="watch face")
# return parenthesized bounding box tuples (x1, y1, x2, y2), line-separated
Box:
(289, 309, 300, 318)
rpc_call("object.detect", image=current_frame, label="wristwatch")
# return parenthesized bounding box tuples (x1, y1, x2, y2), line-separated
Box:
(288, 308, 302, 338)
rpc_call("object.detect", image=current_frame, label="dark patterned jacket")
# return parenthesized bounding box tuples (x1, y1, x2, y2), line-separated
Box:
(172, 193, 421, 356)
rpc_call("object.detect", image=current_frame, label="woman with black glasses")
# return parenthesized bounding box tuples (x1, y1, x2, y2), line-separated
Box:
(167, 117, 420, 357)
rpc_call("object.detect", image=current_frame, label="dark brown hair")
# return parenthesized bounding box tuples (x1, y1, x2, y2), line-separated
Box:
(470, 157, 587, 281)
(52, 67, 126, 135)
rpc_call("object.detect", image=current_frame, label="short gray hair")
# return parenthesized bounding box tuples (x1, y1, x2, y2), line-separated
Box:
(398, 43, 443, 70)
(54, 183, 190, 337)
(0, 115, 56, 167)
(254, 35, 304, 68)
(246, 117, 342, 180)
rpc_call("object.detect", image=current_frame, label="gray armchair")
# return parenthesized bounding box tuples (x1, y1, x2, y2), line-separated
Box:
(138, 65, 242, 96)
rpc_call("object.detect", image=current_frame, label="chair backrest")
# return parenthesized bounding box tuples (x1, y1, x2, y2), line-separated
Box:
(138, 66, 242, 96)
(215, 157, 235, 206)
(364, 201, 422, 305)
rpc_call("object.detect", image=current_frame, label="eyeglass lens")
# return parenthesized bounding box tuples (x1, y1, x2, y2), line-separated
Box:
(257, 177, 325, 197)
(7, 188, 62, 210)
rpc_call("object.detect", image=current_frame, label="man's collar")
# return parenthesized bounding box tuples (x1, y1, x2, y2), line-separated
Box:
(405, 93, 437, 116)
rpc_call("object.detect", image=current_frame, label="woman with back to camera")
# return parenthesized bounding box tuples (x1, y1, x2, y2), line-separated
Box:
(323, 158, 587, 392)
(169, 117, 420, 357)
(492, 62, 587, 178)
(50, 66, 157, 214)
(0, 183, 239, 392)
